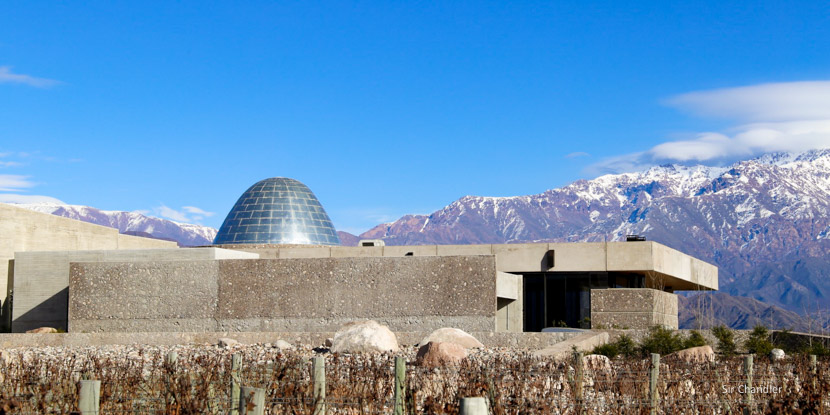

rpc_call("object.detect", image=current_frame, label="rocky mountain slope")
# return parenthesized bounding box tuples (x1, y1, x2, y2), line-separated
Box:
(13, 203, 217, 246)
(357, 149, 830, 327)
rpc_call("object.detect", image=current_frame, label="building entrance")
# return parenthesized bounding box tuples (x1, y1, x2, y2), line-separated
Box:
(522, 272, 645, 331)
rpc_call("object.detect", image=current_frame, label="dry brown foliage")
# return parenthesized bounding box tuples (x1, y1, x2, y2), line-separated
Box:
(0, 346, 827, 414)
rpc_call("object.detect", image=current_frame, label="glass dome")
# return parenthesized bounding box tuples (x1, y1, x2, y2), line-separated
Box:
(213, 177, 341, 245)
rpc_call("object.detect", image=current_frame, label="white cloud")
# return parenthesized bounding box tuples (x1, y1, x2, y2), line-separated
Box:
(182, 206, 214, 217)
(588, 81, 830, 174)
(666, 81, 830, 122)
(0, 66, 61, 88)
(157, 205, 191, 223)
(155, 205, 213, 224)
(0, 194, 65, 204)
(0, 175, 35, 192)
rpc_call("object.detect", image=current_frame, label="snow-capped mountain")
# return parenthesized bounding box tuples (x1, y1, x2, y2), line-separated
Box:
(358, 149, 830, 325)
(13, 203, 217, 246)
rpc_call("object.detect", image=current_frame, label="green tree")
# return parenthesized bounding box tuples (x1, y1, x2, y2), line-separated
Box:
(745, 325, 774, 357)
(711, 325, 737, 356)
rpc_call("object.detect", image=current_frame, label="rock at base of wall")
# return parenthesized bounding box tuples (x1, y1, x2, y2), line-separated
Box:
(418, 328, 484, 349)
(331, 320, 399, 354)
(217, 337, 239, 348)
(273, 340, 293, 350)
(770, 348, 786, 360)
(416, 342, 467, 367)
(25, 327, 58, 334)
(534, 332, 610, 361)
(666, 345, 715, 363)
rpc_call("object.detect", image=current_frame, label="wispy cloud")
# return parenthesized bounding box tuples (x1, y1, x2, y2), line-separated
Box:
(588, 81, 830, 175)
(0, 152, 25, 168)
(565, 151, 591, 159)
(0, 175, 35, 192)
(666, 81, 830, 122)
(154, 205, 214, 224)
(0, 194, 64, 204)
(0, 66, 61, 88)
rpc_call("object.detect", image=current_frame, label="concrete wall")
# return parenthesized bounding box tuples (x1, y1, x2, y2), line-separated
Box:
(590, 288, 678, 329)
(0, 203, 176, 331)
(69, 256, 497, 333)
(217, 241, 718, 291)
(12, 248, 258, 332)
(496, 272, 522, 332)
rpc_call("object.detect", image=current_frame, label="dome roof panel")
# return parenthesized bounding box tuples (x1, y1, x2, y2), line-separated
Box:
(213, 177, 341, 245)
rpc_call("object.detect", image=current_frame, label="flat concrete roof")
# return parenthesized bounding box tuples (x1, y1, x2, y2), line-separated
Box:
(217, 241, 718, 291)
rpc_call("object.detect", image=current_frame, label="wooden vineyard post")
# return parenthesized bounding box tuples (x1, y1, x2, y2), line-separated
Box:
(312, 356, 326, 415)
(78, 379, 101, 415)
(743, 355, 753, 415)
(573, 351, 584, 413)
(165, 351, 178, 411)
(459, 397, 488, 415)
(649, 353, 660, 415)
(230, 353, 242, 415)
(811, 354, 818, 391)
(394, 356, 406, 415)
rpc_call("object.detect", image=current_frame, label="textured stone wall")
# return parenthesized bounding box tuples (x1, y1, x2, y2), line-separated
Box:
(69, 256, 497, 333)
(14, 248, 257, 332)
(591, 288, 678, 329)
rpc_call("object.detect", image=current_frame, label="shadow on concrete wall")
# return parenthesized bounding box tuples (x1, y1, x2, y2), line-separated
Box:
(12, 287, 68, 333)
(0, 259, 13, 333)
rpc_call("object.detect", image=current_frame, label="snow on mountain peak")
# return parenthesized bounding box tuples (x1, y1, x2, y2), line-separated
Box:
(9, 202, 217, 246)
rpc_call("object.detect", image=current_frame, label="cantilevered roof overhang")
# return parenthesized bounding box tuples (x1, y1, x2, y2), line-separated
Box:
(217, 240, 718, 291)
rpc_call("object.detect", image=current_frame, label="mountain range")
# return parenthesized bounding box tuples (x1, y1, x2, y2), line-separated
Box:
(13, 149, 830, 330)
(346, 149, 830, 330)
(13, 203, 217, 246)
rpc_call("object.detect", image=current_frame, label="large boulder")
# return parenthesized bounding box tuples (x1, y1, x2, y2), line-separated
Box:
(416, 342, 467, 367)
(534, 332, 610, 361)
(331, 320, 399, 353)
(25, 327, 58, 334)
(667, 345, 715, 363)
(583, 354, 613, 372)
(418, 328, 484, 349)
(770, 348, 786, 360)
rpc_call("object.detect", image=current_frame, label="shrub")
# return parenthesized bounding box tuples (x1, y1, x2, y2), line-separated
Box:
(615, 334, 637, 357)
(592, 342, 619, 358)
(591, 334, 638, 358)
(639, 326, 685, 356)
(711, 325, 737, 356)
(684, 330, 708, 349)
(745, 325, 774, 357)
(809, 342, 830, 357)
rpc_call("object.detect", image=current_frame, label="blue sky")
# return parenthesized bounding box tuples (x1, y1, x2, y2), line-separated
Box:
(1, 2, 830, 233)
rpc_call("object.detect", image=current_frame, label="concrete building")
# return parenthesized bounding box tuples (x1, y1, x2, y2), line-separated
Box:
(2, 178, 718, 336)
(63, 241, 716, 333)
